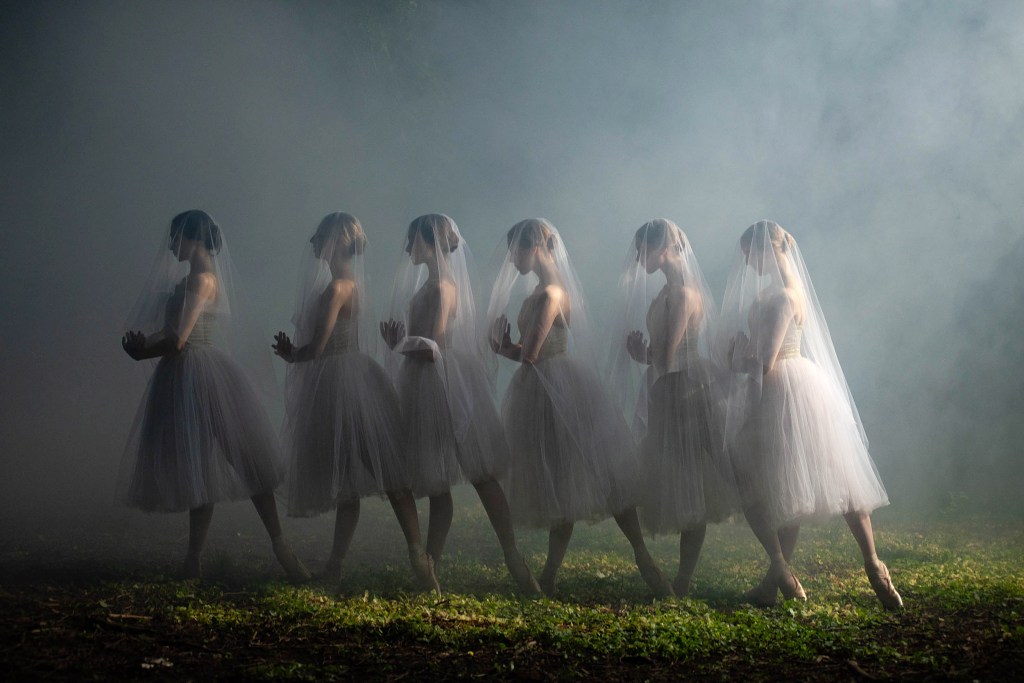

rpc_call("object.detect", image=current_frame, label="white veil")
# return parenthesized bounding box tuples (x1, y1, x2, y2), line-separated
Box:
(125, 210, 233, 347)
(716, 219, 868, 450)
(384, 214, 482, 443)
(607, 219, 719, 437)
(284, 212, 372, 401)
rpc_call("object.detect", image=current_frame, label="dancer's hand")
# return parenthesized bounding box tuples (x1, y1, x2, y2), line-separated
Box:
(490, 315, 518, 358)
(380, 319, 405, 350)
(122, 330, 146, 360)
(272, 331, 295, 362)
(626, 330, 650, 364)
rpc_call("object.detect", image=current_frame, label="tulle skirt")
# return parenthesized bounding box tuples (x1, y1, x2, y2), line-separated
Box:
(639, 371, 737, 534)
(118, 344, 283, 513)
(283, 351, 406, 516)
(503, 355, 639, 528)
(731, 357, 889, 529)
(397, 351, 509, 498)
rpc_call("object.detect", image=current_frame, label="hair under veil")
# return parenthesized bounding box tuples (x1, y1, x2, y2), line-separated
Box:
(716, 219, 887, 526)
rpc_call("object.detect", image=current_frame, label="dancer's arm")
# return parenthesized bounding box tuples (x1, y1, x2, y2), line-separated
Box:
(274, 280, 353, 363)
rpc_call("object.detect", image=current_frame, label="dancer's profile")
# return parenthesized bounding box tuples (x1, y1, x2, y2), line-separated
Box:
(719, 220, 902, 609)
(118, 210, 309, 581)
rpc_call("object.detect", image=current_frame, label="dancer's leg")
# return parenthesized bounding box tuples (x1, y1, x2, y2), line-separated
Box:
(473, 478, 540, 595)
(426, 492, 454, 568)
(844, 510, 903, 610)
(181, 504, 214, 579)
(614, 507, 674, 597)
(323, 499, 360, 580)
(251, 490, 310, 582)
(674, 524, 707, 596)
(388, 490, 440, 592)
(539, 522, 574, 597)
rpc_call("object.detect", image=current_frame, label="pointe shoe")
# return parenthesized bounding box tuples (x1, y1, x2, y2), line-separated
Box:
(778, 565, 807, 602)
(410, 551, 441, 593)
(865, 559, 903, 611)
(505, 550, 542, 597)
(272, 539, 312, 583)
(178, 552, 202, 580)
(636, 550, 675, 598)
(784, 573, 808, 602)
(672, 573, 692, 597)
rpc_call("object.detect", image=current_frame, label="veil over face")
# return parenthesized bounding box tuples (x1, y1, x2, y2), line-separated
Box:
(289, 212, 373, 355)
(607, 218, 719, 437)
(126, 210, 233, 345)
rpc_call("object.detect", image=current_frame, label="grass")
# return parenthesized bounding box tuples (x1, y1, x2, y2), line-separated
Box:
(1, 495, 1021, 680)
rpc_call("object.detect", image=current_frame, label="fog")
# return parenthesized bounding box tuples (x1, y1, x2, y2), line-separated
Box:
(2, 0, 1022, 530)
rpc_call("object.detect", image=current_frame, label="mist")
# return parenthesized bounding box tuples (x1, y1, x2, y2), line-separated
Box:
(2, 0, 1022, 531)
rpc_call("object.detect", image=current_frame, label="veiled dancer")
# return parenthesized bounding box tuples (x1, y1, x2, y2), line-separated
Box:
(273, 213, 438, 590)
(488, 218, 673, 598)
(719, 220, 902, 609)
(119, 210, 308, 581)
(381, 214, 539, 595)
(609, 219, 737, 595)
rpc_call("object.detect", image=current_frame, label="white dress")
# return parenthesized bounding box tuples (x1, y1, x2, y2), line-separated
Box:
(397, 347, 509, 498)
(731, 323, 889, 528)
(503, 324, 639, 528)
(119, 287, 283, 513)
(283, 318, 407, 516)
(639, 336, 736, 534)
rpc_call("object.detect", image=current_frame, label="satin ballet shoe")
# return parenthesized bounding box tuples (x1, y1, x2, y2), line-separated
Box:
(865, 559, 903, 611)
(504, 550, 542, 597)
(272, 539, 312, 583)
(672, 573, 692, 597)
(778, 565, 807, 602)
(784, 572, 808, 602)
(177, 551, 202, 580)
(635, 550, 675, 598)
(410, 550, 441, 594)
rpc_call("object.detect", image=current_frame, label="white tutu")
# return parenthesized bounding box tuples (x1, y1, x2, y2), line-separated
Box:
(397, 350, 509, 497)
(639, 369, 737, 534)
(731, 352, 889, 528)
(503, 344, 639, 528)
(118, 342, 284, 513)
(283, 346, 406, 516)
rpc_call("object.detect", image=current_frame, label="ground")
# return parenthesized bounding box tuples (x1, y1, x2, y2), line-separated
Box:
(1, 493, 1021, 681)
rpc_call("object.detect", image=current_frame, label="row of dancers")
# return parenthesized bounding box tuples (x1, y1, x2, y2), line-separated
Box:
(119, 210, 903, 610)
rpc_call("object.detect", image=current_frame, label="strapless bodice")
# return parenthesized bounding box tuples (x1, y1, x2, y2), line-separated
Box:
(777, 324, 802, 360)
(535, 325, 568, 360)
(323, 318, 354, 355)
